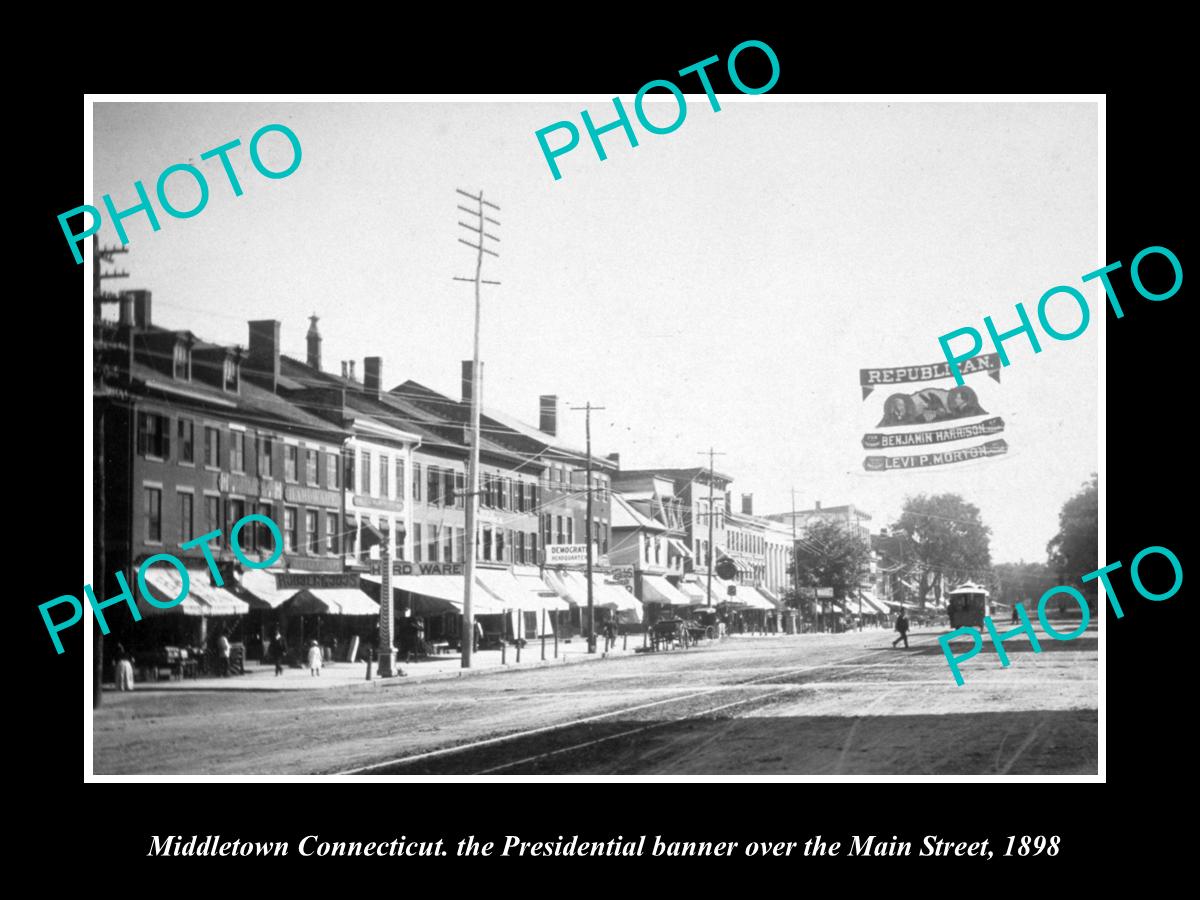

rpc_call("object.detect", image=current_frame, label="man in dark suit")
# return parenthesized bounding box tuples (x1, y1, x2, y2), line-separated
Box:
(891, 611, 910, 649)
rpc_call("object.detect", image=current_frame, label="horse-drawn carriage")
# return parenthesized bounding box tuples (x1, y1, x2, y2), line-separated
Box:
(649, 612, 719, 650)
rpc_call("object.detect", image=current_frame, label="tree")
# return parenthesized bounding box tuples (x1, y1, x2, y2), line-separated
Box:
(1047, 474, 1098, 591)
(893, 494, 992, 608)
(992, 561, 1059, 610)
(794, 517, 875, 623)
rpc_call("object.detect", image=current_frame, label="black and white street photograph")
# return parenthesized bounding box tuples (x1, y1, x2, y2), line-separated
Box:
(84, 97, 1099, 777)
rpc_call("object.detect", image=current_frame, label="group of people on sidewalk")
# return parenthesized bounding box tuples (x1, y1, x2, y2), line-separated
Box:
(266, 631, 325, 677)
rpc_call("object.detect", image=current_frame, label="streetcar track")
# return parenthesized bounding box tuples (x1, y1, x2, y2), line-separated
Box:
(334, 637, 933, 775)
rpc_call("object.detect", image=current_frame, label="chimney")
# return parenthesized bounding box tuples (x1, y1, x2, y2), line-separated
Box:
(539, 394, 558, 436)
(815, 500, 821, 511)
(306, 314, 322, 370)
(348, 360, 356, 382)
(364, 357, 382, 398)
(246, 320, 281, 392)
(127, 290, 152, 328)
(741, 493, 753, 515)
(606, 452, 620, 468)
(341, 361, 348, 379)
(118, 292, 135, 326)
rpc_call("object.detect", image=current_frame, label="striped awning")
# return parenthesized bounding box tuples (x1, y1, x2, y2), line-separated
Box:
(641, 575, 692, 607)
(139, 564, 250, 617)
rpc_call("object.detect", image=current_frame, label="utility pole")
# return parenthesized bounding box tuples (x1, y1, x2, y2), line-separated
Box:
(697, 448, 726, 609)
(571, 402, 606, 654)
(453, 189, 500, 669)
(93, 246, 130, 709)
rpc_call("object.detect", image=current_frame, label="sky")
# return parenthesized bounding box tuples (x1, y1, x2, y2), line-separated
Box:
(91, 99, 1098, 564)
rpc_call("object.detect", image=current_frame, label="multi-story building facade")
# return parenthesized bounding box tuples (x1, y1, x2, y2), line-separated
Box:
(95, 297, 358, 661)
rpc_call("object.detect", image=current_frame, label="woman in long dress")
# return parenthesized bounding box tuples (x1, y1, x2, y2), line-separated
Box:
(306, 640, 323, 677)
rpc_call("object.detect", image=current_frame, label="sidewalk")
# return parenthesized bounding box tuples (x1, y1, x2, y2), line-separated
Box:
(101, 632, 667, 694)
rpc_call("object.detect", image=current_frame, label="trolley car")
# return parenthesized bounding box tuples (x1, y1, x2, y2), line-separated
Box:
(946, 582, 989, 629)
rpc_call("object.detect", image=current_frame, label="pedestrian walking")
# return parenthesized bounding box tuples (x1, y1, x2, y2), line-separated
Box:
(115, 643, 135, 691)
(268, 630, 286, 676)
(217, 632, 231, 677)
(1011, 605, 1019, 624)
(891, 610, 910, 649)
(307, 640, 323, 676)
(473, 618, 484, 653)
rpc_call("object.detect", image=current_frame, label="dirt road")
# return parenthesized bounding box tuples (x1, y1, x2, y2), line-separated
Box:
(92, 625, 1098, 775)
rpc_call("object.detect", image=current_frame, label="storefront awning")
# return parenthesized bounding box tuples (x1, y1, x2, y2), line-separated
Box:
(677, 579, 709, 606)
(739, 587, 777, 610)
(139, 565, 250, 616)
(668, 539, 693, 559)
(513, 572, 570, 612)
(855, 591, 891, 616)
(477, 567, 567, 612)
(641, 574, 692, 607)
(237, 569, 292, 610)
(363, 573, 507, 616)
(756, 585, 782, 606)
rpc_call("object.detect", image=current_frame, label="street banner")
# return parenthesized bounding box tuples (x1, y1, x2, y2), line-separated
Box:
(862, 417, 1004, 450)
(864, 438, 1009, 471)
(861, 354, 1006, 472)
(859, 353, 1001, 400)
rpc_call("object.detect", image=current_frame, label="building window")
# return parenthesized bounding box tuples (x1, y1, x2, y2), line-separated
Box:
(413, 523, 422, 563)
(284, 507, 298, 553)
(204, 427, 220, 468)
(443, 527, 453, 563)
(305, 449, 318, 485)
(555, 516, 564, 545)
(361, 450, 372, 496)
(226, 498, 246, 551)
(179, 492, 193, 543)
(529, 532, 538, 564)
(205, 495, 221, 545)
(284, 445, 299, 483)
(230, 431, 245, 473)
(255, 502, 273, 553)
(601, 520, 609, 555)
(397, 523, 407, 561)
(306, 509, 319, 554)
(380, 455, 390, 498)
(136, 412, 169, 459)
(567, 518, 574, 544)
(428, 465, 440, 505)
(482, 526, 492, 562)
(428, 525, 439, 562)
(144, 487, 162, 543)
(257, 436, 273, 479)
(326, 511, 339, 555)
(443, 469, 455, 508)
(497, 477, 507, 510)
(173, 342, 190, 380)
(516, 531, 525, 565)
(396, 459, 405, 501)
(223, 357, 238, 391)
(455, 471, 465, 509)
(177, 419, 194, 464)
(412, 463, 422, 502)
